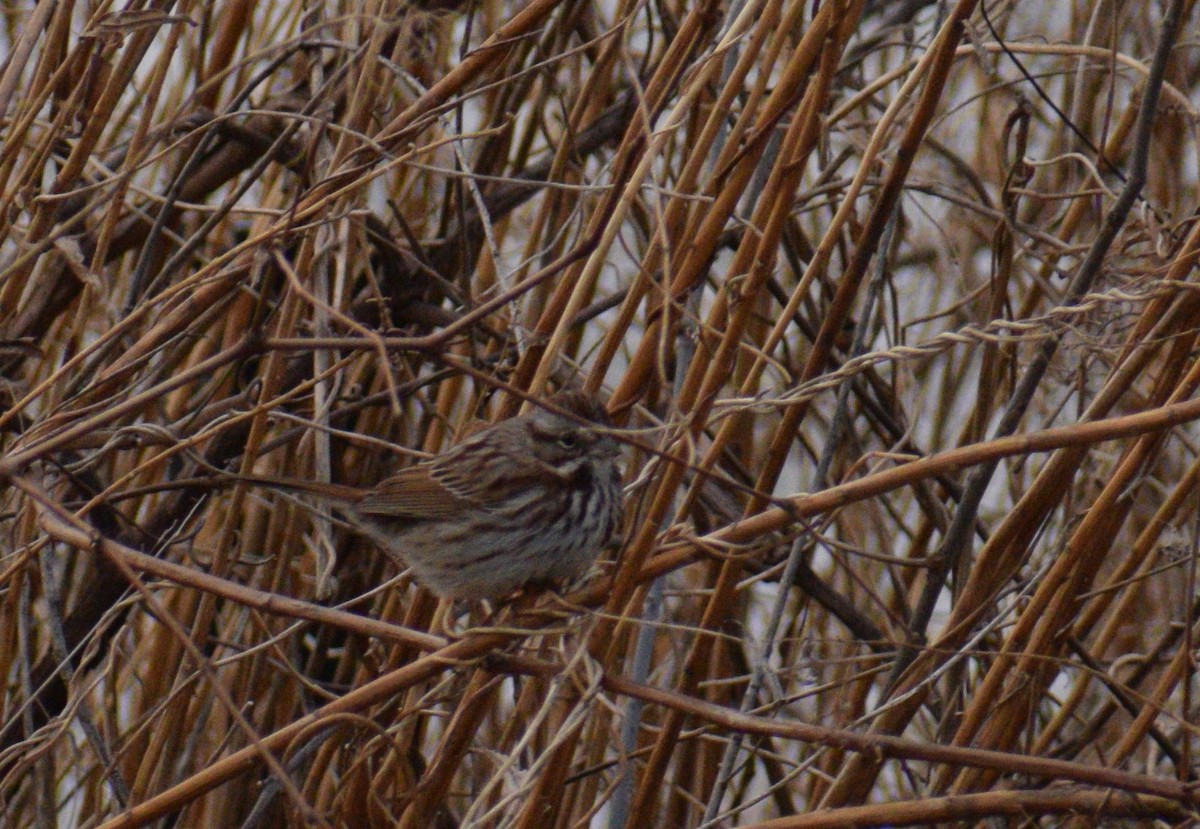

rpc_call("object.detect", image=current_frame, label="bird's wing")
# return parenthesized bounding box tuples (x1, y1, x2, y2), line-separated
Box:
(354, 463, 477, 519)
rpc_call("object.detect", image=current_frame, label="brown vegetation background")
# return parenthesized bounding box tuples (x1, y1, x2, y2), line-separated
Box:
(3, 0, 1200, 826)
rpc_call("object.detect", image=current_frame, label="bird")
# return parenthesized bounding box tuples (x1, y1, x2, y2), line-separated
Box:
(253, 390, 624, 600)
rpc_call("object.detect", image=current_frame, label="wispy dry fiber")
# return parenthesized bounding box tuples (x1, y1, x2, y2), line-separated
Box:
(3, 0, 1200, 826)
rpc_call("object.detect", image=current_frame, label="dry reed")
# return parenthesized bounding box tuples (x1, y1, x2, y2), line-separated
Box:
(3, 1, 1200, 827)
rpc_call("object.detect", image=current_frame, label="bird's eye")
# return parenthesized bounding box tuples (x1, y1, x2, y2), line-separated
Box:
(557, 432, 580, 450)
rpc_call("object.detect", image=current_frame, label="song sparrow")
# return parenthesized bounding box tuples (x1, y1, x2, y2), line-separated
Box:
(281, 391, 624, 600)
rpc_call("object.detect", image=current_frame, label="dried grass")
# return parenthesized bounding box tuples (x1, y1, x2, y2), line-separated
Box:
(3, 0, 1200, 826)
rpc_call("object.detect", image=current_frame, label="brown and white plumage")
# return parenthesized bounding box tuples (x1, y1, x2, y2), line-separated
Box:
(318, 391, 624, 599)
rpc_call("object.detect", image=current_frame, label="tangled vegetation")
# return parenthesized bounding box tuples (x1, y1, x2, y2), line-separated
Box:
(3, 1, 1200, 826)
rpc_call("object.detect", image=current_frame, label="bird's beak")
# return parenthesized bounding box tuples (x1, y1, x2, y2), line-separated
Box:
(600, 436, 623, 459)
